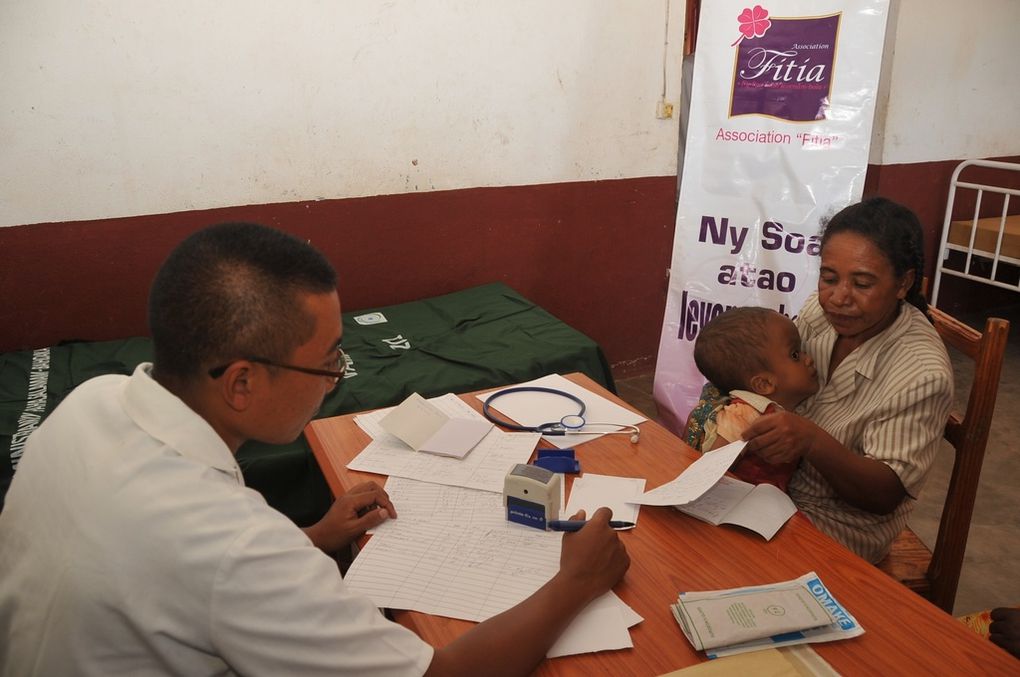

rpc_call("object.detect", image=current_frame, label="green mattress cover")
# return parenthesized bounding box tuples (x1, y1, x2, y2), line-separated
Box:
(0, 283, 612, 523)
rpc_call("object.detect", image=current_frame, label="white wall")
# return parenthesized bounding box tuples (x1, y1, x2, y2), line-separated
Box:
(0, 1, 684, 227)
(5, 1, 1014, 228)
(872, 0, 1020, 165)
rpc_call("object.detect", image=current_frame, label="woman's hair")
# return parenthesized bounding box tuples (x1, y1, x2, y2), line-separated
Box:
(820, 197, 929, 317)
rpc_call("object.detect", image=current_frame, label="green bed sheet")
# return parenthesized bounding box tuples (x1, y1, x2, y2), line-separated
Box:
(0, 283, 613, 524)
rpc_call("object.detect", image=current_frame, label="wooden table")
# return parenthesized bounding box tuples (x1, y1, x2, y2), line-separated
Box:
(306, 374, 1016, 674)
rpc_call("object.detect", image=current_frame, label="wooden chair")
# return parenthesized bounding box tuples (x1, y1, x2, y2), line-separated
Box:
(876, 306, 1010, 613)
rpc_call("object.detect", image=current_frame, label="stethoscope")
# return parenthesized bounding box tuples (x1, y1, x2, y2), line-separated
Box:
(482, 386, 641, 443)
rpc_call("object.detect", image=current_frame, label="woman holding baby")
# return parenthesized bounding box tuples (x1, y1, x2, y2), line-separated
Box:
(743, 197, 954, 563)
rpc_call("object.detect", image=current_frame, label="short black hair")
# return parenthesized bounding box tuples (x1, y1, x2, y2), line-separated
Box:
(821, 197, 928, 316)
(148, 222, 337, 381)
(693, 306, 776, 394)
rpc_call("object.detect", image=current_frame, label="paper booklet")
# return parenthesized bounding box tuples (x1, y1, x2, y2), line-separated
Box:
(626, 440, 795, 540)
(379, 392, 493, 458)
(675, 476, 796, 541)
(671, 572, 864, 659)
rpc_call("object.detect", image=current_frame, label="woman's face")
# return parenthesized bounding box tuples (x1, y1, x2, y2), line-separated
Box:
(817, 232, 914, 342)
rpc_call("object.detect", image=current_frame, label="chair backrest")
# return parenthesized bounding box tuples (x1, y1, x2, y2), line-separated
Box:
(926, 306, 1010, 612)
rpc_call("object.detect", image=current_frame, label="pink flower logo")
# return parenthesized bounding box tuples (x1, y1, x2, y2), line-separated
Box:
(731, 5, 771, 46)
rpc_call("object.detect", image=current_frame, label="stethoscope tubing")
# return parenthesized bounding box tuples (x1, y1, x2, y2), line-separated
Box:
(482, 386, 639, 438)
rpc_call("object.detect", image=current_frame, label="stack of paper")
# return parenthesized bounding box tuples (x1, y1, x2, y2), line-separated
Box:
(347, 475, 643, 657)
(670, 572, 864, 658)
(342, 386, 645, 657)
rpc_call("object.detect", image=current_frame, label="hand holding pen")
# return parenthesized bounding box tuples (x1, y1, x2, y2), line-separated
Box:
(557, 508, 631, 602)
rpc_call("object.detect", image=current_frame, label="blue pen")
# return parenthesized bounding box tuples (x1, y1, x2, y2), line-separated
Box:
(547, 520, 635, 532)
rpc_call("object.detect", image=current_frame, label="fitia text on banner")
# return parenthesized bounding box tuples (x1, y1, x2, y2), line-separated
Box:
(653, 1, 889, 431)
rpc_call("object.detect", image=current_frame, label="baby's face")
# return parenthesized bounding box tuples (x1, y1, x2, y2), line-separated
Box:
(761, 313, 819, 409)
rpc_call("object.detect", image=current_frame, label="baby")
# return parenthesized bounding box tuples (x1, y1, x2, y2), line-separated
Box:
(692, 306, 819, 491)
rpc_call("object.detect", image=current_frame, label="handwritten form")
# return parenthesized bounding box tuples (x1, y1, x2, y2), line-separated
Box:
(348, 477, 641, 655)
(345, 518, 560, 622)
(628, 440, 746, 506)
(375, 476, 564, 532)
(348, 394, 539, 493)
(678, 476, 797, 541)
(342, 390, 642, 655)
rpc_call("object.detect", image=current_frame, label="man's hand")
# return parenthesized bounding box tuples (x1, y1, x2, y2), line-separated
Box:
(302, 481, 396, 553)
(741, 411, 818, 465)
(426, 505, 629, 676)
(990, 607, 1020, 659)
(557, 507, 630, 604)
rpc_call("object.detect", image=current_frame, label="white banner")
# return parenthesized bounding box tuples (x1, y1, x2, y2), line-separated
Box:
(653, 1, 889, 431)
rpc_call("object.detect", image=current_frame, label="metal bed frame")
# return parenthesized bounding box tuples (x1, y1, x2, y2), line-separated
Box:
(931, 159, 1020, 306)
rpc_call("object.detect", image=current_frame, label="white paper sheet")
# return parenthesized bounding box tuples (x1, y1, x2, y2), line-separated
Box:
(362, 477, 637, 656)
(347, 427, 540, 493)
(377, 475, 564, 530)
(476, 374, 646, 448)
(676, 475, 756, 523)
(345, 519, 560, 622)
(379, 392, 493, 458)
(379, 392, 452, 450)
(547, 591, 642, 658)
(677, 477, 797, 541)
(356, 393, 484, 440)
(564, 473, 645, 525)
(627, 440, 745, 506)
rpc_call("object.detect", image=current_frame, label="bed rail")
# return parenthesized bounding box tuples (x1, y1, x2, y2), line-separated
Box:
(931, 159, 1020, 306)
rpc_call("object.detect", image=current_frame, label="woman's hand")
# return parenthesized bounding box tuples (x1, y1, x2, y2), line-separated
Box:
(744, 410, 907, 514)
(302, 481, 396, 553)
(741, 411, 819, 464)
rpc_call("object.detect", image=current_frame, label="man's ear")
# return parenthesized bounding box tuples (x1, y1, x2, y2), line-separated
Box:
(219, 362, 256, 413)
(749, 372, 776, 397)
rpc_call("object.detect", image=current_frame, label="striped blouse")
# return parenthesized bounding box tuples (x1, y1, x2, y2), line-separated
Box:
(790, 293, 953, 563)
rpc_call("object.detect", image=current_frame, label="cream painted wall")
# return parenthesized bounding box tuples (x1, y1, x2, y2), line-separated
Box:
(4, 1, 1015, 228)
(0, 1, 684, 227)
(872, 0, 1020, 165)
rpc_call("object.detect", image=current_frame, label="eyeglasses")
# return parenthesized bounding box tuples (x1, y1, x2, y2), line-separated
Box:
(208, 346, 348, 383)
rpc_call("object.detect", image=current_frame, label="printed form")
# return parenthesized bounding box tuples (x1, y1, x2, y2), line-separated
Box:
(348, 476, 640, 656)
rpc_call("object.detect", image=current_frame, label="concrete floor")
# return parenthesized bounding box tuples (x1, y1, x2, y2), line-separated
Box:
(614, 302, 1019, 615)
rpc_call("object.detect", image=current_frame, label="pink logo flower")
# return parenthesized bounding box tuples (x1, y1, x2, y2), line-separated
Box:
(731, 5, 771, 46)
